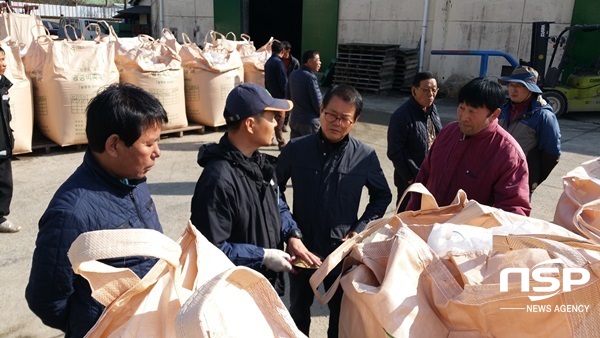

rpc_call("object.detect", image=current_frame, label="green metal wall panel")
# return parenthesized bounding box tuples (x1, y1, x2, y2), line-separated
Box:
(302, 0, 339, 73)
(563, 0, 600, 81)
(213, 0, 242, 37)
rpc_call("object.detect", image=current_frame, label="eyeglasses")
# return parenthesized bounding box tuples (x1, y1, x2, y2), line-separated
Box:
(417, 87, 439, 95)
(323, 111, 354, 127)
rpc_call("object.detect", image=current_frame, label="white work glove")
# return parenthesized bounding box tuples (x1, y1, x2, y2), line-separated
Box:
(263, 249, 292, 272)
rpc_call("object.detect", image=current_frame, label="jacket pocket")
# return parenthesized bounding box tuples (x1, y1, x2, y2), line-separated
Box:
(330, 224, 350, 241)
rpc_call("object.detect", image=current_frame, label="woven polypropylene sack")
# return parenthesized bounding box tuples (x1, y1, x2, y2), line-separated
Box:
(30, 34, 118, 146)
(179, 31, 242, 127)
(1, 38, 33, 154)
(114, 28, 188, 131)
(68, 221, 234, 338)
(175, 267, 306, 338)
(554, 157, 600, 243)
(310, 183, 598, 337)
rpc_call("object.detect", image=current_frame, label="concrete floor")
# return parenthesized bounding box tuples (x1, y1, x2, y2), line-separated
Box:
(1, 92, 599, 337)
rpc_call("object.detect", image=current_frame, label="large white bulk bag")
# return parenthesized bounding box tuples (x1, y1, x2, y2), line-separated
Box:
(239, 36, 272, 88)
(180, 32, 243, 127)
(1, 38, 33, 154)
(114, 28, 187, 131)
(26, 25, 118, 146)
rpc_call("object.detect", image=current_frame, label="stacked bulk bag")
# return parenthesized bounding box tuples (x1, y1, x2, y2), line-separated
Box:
(0, 5, 45, 55)
(1, 38, 33, 154)
(24, 24, 118, 146)
(180, 31, 243, 127)
(209, 31, 245, 84)
(159, 27, 182, 55)
(113, 27, 187, 131)
(239, 36, 273, 88)
(236, 33, 257, 56)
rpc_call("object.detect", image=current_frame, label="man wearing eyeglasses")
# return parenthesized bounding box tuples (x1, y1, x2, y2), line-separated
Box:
(276, 84, 392, 337)
(387, 72, 442, 210)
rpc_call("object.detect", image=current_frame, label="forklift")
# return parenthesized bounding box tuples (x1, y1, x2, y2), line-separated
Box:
(519, 22, 600, 117)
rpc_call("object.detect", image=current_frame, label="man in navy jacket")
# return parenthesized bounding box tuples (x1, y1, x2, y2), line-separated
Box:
(25, 84, 168, 337)
(286, 50, 323, 139)
(264, 40, 288, 149)
(387, 72, 442, 209)
(277, 85, 392, 337)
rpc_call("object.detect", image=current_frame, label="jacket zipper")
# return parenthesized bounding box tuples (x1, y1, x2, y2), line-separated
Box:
(129, 190, 149, 229)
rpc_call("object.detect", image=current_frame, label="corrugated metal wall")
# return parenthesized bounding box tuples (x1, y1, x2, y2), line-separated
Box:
(10, 1, 122, 19)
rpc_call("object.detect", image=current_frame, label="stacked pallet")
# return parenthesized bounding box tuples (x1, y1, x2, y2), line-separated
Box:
(334, 43, 399, 94)
(393, 48, 419, 92)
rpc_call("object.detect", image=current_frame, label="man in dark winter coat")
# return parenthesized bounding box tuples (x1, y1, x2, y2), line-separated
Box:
(0, 47, 18, 233)
(264, 40, 288, 149)
(281, 40, 300, 132)
(387, 71, 442, 209)
(282, 41, 300, 77)
(26, 83, 169, 337)
(277, 84, 392, 337)
(286, 50, 323, 139)
(190, 83, 320, 294)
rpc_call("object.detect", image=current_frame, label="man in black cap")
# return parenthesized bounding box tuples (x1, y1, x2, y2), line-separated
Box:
(498, 66, 561, 196)
(190, 83, 321, 294)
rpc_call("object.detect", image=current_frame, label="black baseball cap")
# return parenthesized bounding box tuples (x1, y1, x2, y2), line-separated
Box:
(224, 83, 293, 123)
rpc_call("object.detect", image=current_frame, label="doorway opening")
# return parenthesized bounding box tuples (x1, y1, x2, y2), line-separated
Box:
(245, 0, 303, 61)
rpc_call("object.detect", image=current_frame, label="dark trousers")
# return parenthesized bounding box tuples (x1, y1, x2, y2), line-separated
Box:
(289, 262, 343, 338)
(274, 112, 286, 146)
(290, 119, 320, 140)
(0, 158, 13, 222)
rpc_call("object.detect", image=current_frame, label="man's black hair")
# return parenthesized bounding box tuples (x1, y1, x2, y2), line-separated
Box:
(281, 41, 291, 50)
(412, 71, 435, 87)
(322, 84, 363, 119)
(271, 41, 283, 55)
(458, 78, 505, 115)
(301, 50, 319, 64)
(86, 83, 168, 152)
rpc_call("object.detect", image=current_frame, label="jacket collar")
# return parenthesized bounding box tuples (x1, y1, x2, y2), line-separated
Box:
(0, 76, 12, 90)
(199, 134, 276, 183)
(408, 96, 437, 116)
(461, 119, 500, 140)
(317, 129, 350, 156)
(301, 64, 313, 73)
(83, 150, 143, 192)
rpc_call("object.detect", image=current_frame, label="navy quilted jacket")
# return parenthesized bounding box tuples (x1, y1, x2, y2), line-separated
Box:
(26, 151, 163, 337)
